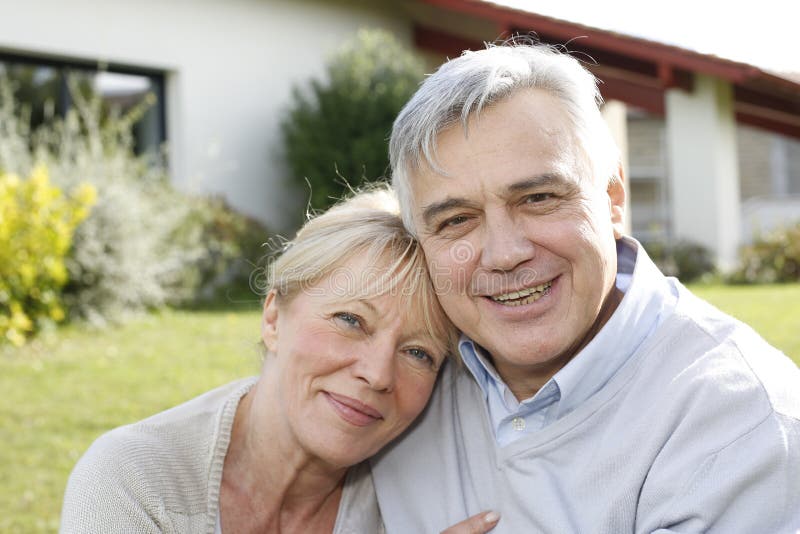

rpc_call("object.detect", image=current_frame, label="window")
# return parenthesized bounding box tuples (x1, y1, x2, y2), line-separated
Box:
(0, 53, 166, 155)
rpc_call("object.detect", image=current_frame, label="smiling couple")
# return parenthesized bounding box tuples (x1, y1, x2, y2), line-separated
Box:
(61, 42, 800, 534)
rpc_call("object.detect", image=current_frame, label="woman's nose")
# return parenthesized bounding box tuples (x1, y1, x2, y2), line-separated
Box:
(353, 341, 396, 393)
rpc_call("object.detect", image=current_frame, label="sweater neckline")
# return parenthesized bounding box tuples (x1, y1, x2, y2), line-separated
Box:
(456, 314, 684, 463)
(204, 376, 259, 533)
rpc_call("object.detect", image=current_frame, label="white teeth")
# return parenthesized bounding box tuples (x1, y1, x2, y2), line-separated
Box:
(490, 282, 552, 305)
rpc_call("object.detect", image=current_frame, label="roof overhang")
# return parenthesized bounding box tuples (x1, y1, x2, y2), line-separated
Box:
(413, 0, 800, 139)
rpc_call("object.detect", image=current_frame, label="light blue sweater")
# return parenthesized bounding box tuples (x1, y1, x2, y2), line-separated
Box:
(371, 251, 800, 533)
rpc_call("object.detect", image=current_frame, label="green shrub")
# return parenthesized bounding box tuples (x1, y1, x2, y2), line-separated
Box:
(0, 75, 270, 325)
(282, 28, 425, 218)
(731, 222, 800, 283)
(643, 239, 716, 283)
(172, 195, 270, 300)
(0, 166, 95, 345)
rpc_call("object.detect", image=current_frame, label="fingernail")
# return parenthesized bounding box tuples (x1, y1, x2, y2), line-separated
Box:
(484, 511, 500, 523)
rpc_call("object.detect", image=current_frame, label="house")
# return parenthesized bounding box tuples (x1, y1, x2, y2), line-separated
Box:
(2, 0, 798, 269)
(406, 0, 800, 270)
(0, 0, 414, 233)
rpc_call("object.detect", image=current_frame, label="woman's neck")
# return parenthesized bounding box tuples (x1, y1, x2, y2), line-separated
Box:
(220, 378, 346, 533)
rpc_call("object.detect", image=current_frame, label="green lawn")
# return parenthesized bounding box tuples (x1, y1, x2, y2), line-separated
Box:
(687, 283, 800, 364)
(1, 284, 798, 532)
(0, 307, 262, 533)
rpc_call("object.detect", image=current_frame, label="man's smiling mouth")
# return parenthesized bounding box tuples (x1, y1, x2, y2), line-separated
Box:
(489, 281, 552, 306)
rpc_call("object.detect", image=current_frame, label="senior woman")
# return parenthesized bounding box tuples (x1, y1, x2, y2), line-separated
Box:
(60, 187, 469, 533)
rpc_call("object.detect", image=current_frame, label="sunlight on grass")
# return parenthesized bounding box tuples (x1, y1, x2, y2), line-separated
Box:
(688, 283, 800, 365)
(0, 308, 261, 533)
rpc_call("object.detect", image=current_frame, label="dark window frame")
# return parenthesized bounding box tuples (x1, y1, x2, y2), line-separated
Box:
(0, 50, 167, 153)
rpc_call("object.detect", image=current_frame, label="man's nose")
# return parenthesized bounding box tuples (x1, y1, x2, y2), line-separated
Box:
(479, 212, 536, 272)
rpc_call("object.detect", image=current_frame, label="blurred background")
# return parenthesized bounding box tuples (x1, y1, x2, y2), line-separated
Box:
(1, 0, 798, 531)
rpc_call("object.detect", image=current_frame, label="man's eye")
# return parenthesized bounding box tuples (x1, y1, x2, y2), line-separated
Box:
(524, 192, 553, 203)
(334, 312, 362, 329)
(438, 215, 469, 231)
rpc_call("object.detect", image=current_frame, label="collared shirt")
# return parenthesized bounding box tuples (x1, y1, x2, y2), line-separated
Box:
(460, 238, 678, 446)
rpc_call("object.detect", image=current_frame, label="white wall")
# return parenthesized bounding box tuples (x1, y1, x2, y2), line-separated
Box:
(665, 75, 741, 270)
(0, 0, 411, 231)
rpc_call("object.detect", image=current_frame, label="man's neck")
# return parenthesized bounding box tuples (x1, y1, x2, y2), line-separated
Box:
(496, 285, 625, 401)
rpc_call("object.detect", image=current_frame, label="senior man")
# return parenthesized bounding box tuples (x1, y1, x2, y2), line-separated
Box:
(370, 42, 800, 533)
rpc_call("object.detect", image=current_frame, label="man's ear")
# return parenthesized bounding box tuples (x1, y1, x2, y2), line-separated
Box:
(261, 290, 279, 353)
(608, 164, 626, 239)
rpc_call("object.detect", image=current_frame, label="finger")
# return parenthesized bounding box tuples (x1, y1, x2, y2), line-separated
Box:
(440, 510, 500, 534)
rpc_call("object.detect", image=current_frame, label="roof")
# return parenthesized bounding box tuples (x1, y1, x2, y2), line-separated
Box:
(412, 0, 800, 139)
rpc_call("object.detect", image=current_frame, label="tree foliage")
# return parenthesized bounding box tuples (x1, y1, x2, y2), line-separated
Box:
(282, 29, 425, 217)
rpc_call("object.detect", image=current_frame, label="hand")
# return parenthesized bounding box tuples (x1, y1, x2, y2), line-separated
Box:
(440, 511, 500, 534)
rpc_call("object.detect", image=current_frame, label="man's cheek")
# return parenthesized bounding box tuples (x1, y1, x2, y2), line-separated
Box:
(428, 257, 457, 294)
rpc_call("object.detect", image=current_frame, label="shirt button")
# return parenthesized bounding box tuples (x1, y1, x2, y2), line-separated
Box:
(511, 417, 526, 431)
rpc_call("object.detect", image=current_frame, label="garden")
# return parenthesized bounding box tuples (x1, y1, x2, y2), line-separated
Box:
(2, 30, 799, 533)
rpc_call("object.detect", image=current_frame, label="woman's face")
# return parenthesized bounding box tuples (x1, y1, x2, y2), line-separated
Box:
(261, 255, 448, 469)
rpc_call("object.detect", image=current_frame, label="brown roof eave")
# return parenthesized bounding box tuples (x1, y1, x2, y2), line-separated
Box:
(419, 0, 796, 88)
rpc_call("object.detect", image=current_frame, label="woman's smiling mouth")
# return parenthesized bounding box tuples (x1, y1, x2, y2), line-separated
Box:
(324, 392, 384, 427)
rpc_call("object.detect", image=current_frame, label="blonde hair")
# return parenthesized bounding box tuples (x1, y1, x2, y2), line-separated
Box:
(267, 185, 458, 359)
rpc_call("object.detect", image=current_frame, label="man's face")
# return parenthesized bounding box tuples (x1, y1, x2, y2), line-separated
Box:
(410, 89, 625, 392)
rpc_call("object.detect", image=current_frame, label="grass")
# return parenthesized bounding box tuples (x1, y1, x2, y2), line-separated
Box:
(0, 306, 262, 533)
(687, 283, 800, 364)
(1, 284, 798, 532)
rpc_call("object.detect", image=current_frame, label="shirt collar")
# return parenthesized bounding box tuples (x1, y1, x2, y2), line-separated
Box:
(459, 237, 677, 416)
(459, 336, 528, 410)
(552, 237, 676, 418)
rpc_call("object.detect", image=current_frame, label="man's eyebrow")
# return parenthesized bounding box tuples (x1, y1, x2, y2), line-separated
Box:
(420, 197, 477, 228)
(505, 173, 571, 195)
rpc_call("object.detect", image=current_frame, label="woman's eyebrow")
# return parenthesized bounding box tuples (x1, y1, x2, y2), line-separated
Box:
(355, 298, 378, 314)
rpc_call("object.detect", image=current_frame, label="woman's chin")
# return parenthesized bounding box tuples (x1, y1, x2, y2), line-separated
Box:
(308, 441, 377, 470)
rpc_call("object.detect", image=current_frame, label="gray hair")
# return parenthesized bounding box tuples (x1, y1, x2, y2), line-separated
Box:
(266, 185, 458, 358)
(390, 40, 621, 234)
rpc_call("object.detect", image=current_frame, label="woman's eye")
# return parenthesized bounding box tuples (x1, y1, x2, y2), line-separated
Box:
(334, 312, 362, 329)
(405, 347, 436, 368)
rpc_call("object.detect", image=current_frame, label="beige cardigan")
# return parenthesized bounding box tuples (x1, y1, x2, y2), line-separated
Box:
(60, 377, 384, 533)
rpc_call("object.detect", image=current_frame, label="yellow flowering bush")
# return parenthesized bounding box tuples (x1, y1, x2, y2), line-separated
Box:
(0, 165, 96, 345)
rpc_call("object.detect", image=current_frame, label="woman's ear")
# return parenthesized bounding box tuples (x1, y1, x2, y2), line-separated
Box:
(261, 290, 279, 353)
